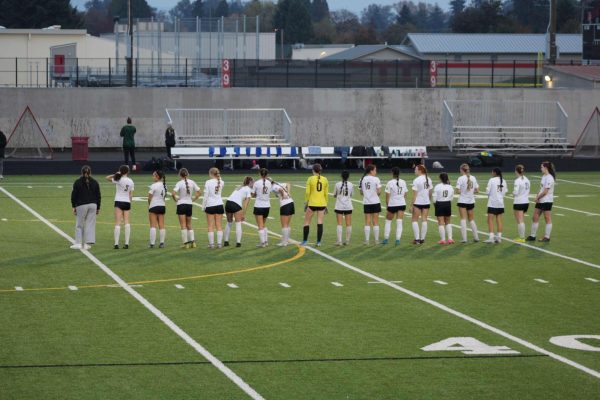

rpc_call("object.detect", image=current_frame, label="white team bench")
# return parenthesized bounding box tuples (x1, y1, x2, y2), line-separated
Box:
(301, 146, 428, 159)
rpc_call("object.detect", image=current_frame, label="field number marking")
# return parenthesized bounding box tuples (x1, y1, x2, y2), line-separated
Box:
(331, 282, 344, 287)
(534, 279, 549, 284)
(585, 278, 599, 283)
(279, 283, 291, 288)
(550, 335, 600, 352)
(484, 279, 498, 285)
(422, 337, 520, 355)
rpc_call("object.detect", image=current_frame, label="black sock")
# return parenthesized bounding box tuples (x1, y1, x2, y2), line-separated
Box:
(317, 224, 323, 242)
(303, 225, 309, 241)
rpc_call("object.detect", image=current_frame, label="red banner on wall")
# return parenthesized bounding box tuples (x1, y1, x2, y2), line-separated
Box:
(222, 59, 231, 88)
(429, 60, 437, 88)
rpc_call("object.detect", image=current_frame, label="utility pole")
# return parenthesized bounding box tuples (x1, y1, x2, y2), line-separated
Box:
(126, 0, 133, 86)
(549, 0, 557, 64)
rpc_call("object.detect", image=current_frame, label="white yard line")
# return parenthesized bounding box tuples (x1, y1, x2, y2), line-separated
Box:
(534, 279, 549, 284)
(434, 280, 448, 285)
(585, 278, 599, 283)
(0, 186, 265, 400)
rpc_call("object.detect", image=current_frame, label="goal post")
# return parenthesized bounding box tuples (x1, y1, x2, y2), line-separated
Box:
(6, 106, 53, 159)
(573, 107, 600, 158)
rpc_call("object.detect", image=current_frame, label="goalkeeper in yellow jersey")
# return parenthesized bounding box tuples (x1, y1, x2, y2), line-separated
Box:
(301, 163, 329, 246)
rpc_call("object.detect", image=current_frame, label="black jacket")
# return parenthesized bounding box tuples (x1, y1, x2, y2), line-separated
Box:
(0, 131, 6, 159)
(165, 127, 176, 147)
(71, 176, 101, 209)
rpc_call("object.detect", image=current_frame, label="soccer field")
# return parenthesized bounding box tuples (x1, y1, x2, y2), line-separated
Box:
(1, 171, 599, 399)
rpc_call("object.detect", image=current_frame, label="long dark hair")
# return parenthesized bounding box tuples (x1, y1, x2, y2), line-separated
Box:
(440, 172, 450, 185)
(179, 168, 190, 194)
(515, 164, 525, 176)
(493, 167, 504, 189)
(542, 161, 556, 179)
(113, 165, 129, 181)
(155, 170, 167, 198)
(359, 164, 376, 190)
(391, 166, 400, 191)
(340, 170, 350, 195)
(81, 165, 92, 189)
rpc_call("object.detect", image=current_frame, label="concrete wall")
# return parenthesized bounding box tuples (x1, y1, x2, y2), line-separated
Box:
(0, 87, 598, 149)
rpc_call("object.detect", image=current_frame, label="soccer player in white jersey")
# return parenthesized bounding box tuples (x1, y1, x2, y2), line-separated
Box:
(455, 163, 480, 243)
(359, 164, 382, 245)
(527, 161, 556, 243)
(252, 168, 273, 247)
(433, 172, 454, 245)
(271, 179, 295, 246)
(484, 168, 508, 243)
(512, 164, 531, 242)
(147, 170, 167, 248)
(203, 167, 225, 248)
(411, 164, 433, 244)
(171, 168, 201, 249)
(106, 165, 134, 249)
(333, 170, 353, 245)
(224, 176, 254, 247)
(383, 167, 408, 245)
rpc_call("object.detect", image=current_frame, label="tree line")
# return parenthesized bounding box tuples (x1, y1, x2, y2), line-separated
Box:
(0, 0, 594, 44)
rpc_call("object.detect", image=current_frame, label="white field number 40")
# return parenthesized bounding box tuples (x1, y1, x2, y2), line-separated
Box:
(422, 335, 600, 355)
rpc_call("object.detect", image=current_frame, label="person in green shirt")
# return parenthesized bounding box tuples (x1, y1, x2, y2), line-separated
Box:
(120, 117, 137, 171)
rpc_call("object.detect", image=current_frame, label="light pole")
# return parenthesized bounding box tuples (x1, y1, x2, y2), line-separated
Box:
(126, 0, 133, 86)
(275, 28, 284, 60)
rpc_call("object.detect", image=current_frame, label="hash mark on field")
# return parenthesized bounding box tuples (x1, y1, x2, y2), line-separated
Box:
(434, 280, 448, 285)
(534, 279, 549, 284)
(585, 278, 599, 283)
(555, 213, 565, 216)
(175, 284, 185, 289)
(279, 282, 291, 288)
(368, 280, 403, 284)
(68, 286, 78, 291)
(331, 282, 344, 287)
(484, 279, 498, 285)
(15, 286, 23, 291)
(227, 283, 239, 289)
(1, 218, 7, 222)
(27, 186, 32, 189)
(57, 186, 63, 189)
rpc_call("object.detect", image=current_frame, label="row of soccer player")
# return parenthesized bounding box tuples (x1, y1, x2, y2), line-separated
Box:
(69, 161, 555, 250)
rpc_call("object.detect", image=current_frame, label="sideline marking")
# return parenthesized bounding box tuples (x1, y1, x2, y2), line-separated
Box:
(585, 278, 599, 283)
(534, 279, 549, 284)
(484, 279, 498, 285)
(434, 280, 448, 285)
(0, 186, 265, 400)
(227, 283, 239, 289)
(331, 282, 344, 287)
(368, 280, 402, 284)
(279, 282, 291, 288)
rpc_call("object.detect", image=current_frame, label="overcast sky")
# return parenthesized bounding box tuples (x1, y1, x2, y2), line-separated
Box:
(72, 1, 452, 16)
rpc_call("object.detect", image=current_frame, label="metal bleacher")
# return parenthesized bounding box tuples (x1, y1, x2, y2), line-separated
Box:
(442, 100, 573, 155)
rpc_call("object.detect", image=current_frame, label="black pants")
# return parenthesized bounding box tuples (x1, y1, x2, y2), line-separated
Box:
(166, 145, 172, 159)
(123, 147, 136, 168)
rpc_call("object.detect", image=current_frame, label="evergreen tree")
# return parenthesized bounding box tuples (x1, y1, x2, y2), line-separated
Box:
(449, 0, 466, 16)
(397, 4, 413, 26)
(170, 0, 193, 19)
(311, 0, 330, 22)
(274, 0, 313, 44)
(414, 2, 428, 31)
(109, 0, 154, 19)
(84, 0, 113, 35)
(360, 4, 393, 33)
(214, 0, 229, 17)
(0, 0, 82, 28)
(244, 0, 276, 31)
(191, 0, 203, 18)
(427, 4, 445, 32)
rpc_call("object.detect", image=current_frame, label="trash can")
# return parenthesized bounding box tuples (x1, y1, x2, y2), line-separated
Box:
(71, 136, 89, 161)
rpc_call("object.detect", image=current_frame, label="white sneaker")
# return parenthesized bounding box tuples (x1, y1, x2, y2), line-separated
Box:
(334, 241, 343, 246)
(483, 238, 495, 243)
(495, 237, 502, 243)
(83, 244, 92, 250)
(70, 244, 82, 249)
(276, 242, 288, 247)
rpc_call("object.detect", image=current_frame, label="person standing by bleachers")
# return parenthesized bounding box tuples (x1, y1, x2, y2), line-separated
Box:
(120, 117, 137, 171)
(0, 130, 6, 180)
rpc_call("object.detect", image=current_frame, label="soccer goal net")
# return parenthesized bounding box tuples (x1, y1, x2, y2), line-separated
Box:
(6, 106, 53, 159)
(573, 107, 600, 158)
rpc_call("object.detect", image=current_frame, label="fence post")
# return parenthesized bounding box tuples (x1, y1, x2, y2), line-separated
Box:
(256, 59, 260, 87)
(370, 59, 374, 88)
(185, 58, 188, 86)
(419, 60, 424, 87)
(286, 59, 289, 88)
(76, 58, 79, 87)
(314, 59, 318, 88)
(46, 58, 49, 88)
(491, 59, 494, 88)
(135, 57, 139, 86)
(445, 59, 448, 88)
(343, 60, 346, 88)
(395, 60, 399, 88)
(15, 58, 17, 87)
(108, 58, 112, 87)
(467, 60, 471, 88)
(533, 59, 538, 88)
(512, 60, 516, 88)
(232, 58, 236, 87)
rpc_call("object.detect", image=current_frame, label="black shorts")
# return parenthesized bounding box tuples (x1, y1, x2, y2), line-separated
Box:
(387, 205, 406, 214)
(435, 201, 452, 217)
(535, 202, 553, 211)
(513, 203, 529, 212)
(487, 207, 505, 215)
(413, 204, 430, 210)
(363, 204, 382, 214)
(114, 201, 131, 211)
(225, 200, 242, 214)
(205, 205, 225, 215)
(308, 206, 326, 212)
(177, 204, 193, 217)
(335, 209, 353, 215)
(280, 203, 295, 216)
(457, 202, 475, 210)
(149, 206, 166, 215)
(254, 207, 270, 218)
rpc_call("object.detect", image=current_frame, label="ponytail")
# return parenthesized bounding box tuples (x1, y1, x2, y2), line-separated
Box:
(209, 167, 221, 193)
(179, 168, 190, 195)
(155, 170, 167, 199)
(81, 165, 91, 189)
(341, 170, 349, 196)
(542, 161, 556, 179)
(493, 168, 504, 189)
(440, 172, 450, 185)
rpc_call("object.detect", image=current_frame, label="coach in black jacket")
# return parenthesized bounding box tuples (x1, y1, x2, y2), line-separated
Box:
(70, 165, 101, 250)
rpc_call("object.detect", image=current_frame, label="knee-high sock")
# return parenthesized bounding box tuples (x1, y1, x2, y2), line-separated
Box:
(159, 228, 166, 244)
(181, 229, 188, 244)
(224, 222, 232, 242)
(263, 228, 269, 244)
(420, 221, 428, 240)
(346, 226, 352, 243)
(446, 224, 452, 241)
(336, 225, 343, 243)
(317, 224, 323, 242)
(235, 222, 242, 243)
(207, 231, 214, 246)
(303, 225, 309, 241)
(282, 227, 290, 243)
(188, 230, 195, 243)
(544, 223, 552, 238)
(373, 226, 380, 242)
(216, 231, 223, 245)
(412, 221, 420, 240)
(364, 226, 371, 242)
(531, 222, 539, 237)
(258, 229, 265, 244)
(396, 219, 403, 241)
(517, 222, 525, 239)
(460, 219, 468, 241)
(149, 227, 157, 245)
(438, 225, 446, 241)
(384, 220, 392, 240)
(470, 220, 479, 241)
(124, 224, 131, 245)
(114, 225, 121, 245)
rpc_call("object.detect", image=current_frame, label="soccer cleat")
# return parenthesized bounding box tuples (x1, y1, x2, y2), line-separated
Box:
(123, 244, 129, 249)
(223, 241, 229, 247)
(217, 244, 222, 249)
(364, 241, 370, 246)
(83, 244, 92, 250)
(236, 243, 242, 247)
(412, 239, 420, 245)
(381, 239, 389, 245)
(514, 238, 525, 243)
(316, 241, 322, 247)
(419, 240, 425, 244)
(495, 237, 502, 243)
(437, 240, 446, 245)
(113, 244, 119, 250)
(300, 241, 308, 246)
(159, 243, 165, 248)
(334, 241, 343, 246)
(395, 240, 400, 246)
(473, 238, 480, 243)
(148, 244, 155, 248)
(256, 242, 266, 248)
(207, 244, 214, 249)
(447, 239, 455, 245)
(181, 243, 190, 249)
(343, 241, 349, 246)
(539, 237, 551, 242)
(70, 244, 82, 250)
(525, 236, 536, 242)
(460, 240, 467, 243)
(190, 242, 197, 249)
(483, 238, 495, 244)
(277, 242, 288, 247)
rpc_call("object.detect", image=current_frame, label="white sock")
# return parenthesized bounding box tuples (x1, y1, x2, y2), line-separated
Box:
(224, 222, 232, 242)
(235, 222, 243, 243)
(470, 220, 479, 241)
(264, 228, 269, 244)
(346, 226, 352, 243)
(460, 219, 467, 241)
(446, 224, 452, 241)
(208, 232, 214, 246)
(544, 223, 552, 238)
(489, 232, 494, 239)
(531, 222, 539, 237)
(517, 222, 525, 239)
(438, 225, 446, 241)
(159, 229, 166, 244)
(258, 229, 265, 244)
(188, 230, 195, 243)
(497, 232, 503, 240)
(124, 224, 131, 245)
(364, 226, 371, 242)
(337, 225, 343, 243)
(420, 221, 428, 240)
(114, 225, 121, 245)
(396, 219, 403, 241)
(217, 231, 223, 246)
(412, 221, 420, 240)
(384, 220, 392, 240)
(180, 229, 188, 244)
(373, 226, 380, 242)
(283, 227, 291, 243)
(149, 227, 157, 245)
